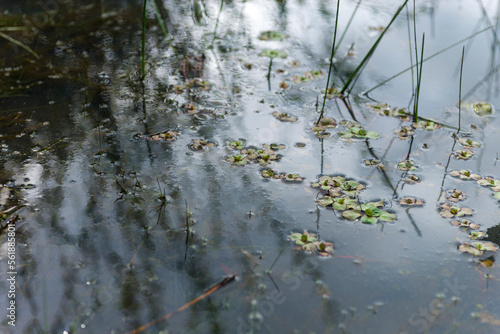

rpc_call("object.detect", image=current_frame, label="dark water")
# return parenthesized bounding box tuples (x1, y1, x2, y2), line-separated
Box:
(1, 0, 500, 333)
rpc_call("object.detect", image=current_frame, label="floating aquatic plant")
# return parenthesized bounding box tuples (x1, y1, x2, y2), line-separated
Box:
(454, 149, 474, 160)
(395, 126, 414, 140)
(342, 201, 395, 224)
(291, 70, 326, 83)
(339, 121, 380, 139)
(396, 160, 418, 171)
(439, 203, 473, 218)
(261, 170, 304, 183)
(468, 231, 486, 240)
(261, 169, 278, 179)
(321, 87, 341, 99)
(263, 143, 286, 151)
(459, 242, 499, 256)
(259, 49, 288, 59)
(367, 103, 409, 120)
(189, 139, 216, 151)
(288, 231, 334, 256)
(457, 137, 481, 149)
(272, 112, 298, 122)
(398, 197, 424, 206)
(228, 140, 246, 150)
(447, 189, 466, 202)
(312, 175, 366, 197)
(364, 159, 385, 168)
(135, 130, 179, 141)
(403, 174, 421, 184)
(477, 177, 500, 191)
(244, 148, 282, 165)
(451, 219, 480, 230)
(412, 120, 441, 131)
(449, 170, 481, 180)
(225, 154, 248, 166)
(258, 31, 289, 41)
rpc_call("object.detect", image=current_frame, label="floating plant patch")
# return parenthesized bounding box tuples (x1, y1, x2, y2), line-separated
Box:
(243, 148, 282, 165)
(439, 203, 473, 218)
(311, 117, 337, 135)
(228, 139, 246, 150)
(188, 139, 216, 151)
(412, 120, 442, 131)
(398, 197, 424, 206)
(259, 49, 288, 59)
(225, 154, 248, 166)
(459, 242, 499, 257)
(321, 87, 340, 99)
(461, 101, 494, 116)
(403, 174, 421, 184)
(468, 231, 486, 240)
(447, 189, 466, 202)
(457, 137, 481, 149)
(311, 175, 366, 197)
(134, 130, 179, 141)
(394, 126, 414, 140)
(272, 112, 298, 122)
(258, 31, 289, 41)
(477, 177, 500, 192)
(364, 159, 385, 168)
(342, 201, 395, 224)
(454, 149, 474, 160)
(339, 121, 380, 140)
(449, 170, 481, 181)
(263, 143, 286, 151)
(288, 231, 334, 257)
(396, 160, 418, 171)
(451, 219, 480, 230)
(367, 103, 410, 120)
(291, 70, 326, 83)
(261, 169, 303, 182)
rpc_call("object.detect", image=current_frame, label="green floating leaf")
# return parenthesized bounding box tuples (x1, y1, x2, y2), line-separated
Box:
(342, 209, 362, 221)
(454, 149, 474, 160)
(259, 49, 288, 59)
(449, 169, 481, 180)
(440, 203, 473, 218)
(258, 31, 289, 41)
(318, 196, 334, 207)
(361, 215, 378, 224)
(397, 160, 418, 171)
(378, 211, 396, 222)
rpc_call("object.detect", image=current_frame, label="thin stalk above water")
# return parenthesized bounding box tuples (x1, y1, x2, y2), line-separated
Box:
(340, 0, 409, 96)
(318, 0, 341, 123)
(141, 0, 147, 79)
(458, 46, 465, 134)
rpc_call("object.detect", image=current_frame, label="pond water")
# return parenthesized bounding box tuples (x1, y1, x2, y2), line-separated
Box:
(1, 0, 500, 333)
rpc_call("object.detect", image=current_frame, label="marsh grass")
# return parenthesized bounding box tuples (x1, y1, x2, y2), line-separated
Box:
(318, 0, 341, 122)
(141, 0, 147, 79)
(458, 46, 465, 134)
(413, 33, 425, 122)
(339, 0, 409, 96)
(209, 0, 224, 49)
(151, 0, 169, 39)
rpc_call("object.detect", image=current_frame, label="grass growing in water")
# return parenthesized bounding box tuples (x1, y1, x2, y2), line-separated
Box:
(141, 0, 147, 79)
(318, 0, 341, 123)
(458, 46, 465, 134)
(339, 0, 409, 96)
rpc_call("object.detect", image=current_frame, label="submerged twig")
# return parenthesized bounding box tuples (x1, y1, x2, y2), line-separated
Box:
(127, 274, 237, 334)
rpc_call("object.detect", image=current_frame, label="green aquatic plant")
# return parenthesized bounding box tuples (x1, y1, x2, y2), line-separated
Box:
(288, 231, 334, 256)
(469, 231, 486, 240)
(259, 49, 288, 88)
(398, 197, 424, 206)
(439, 203, 473, 218)
(459, 242, 499, 256)
(135, 130, 179, 141)
(258, 31, 288, 41)
(340, 0, 409, 95)
(396, 160, 418, 171)
(225, 154, 248, 166)
(189, 139, 216, 151)
(341, 201, 395, 224)
(311, 175, 366, 197)
(228, 140, 246, 150)
(339, 122, 380, 139)
(457, 138, 481, 149)
(451, 219, 480, 230)
(449, 170, 481, 181)
(447, 189, 466, 202)
(412, 120, 441, 131)
(364, 159, 385, 168)
(454, 149, 474, 160)
(272, 112, 298, 122)
(395, 126, 414, 140)
(403, 174, 421, 184)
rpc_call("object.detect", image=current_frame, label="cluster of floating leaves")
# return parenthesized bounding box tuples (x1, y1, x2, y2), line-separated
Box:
(312, 175, 395, 224)
(225, 140, 284, 166)
(364, 159, 385, 168)
(403, 174, 421, 184)
(272, 112, 298, 122)
(291, 70, 326, 84)
(459, 242, 499, 257)
(311, 117, 337, 137)
(394, 126, 414, 140)
(412, 120, 442, 131)
(449, 169, 481, 181)
(173, 78, 212, 93)
(261, 169, 304, 183)
(258, 31, 288, 41)
(321, 87, 341, 99)
(450, 171, 500, 199)
(366, 103, 409, 120)
(439, 203, 473, 218)
(396, 160, 418, 171)
(398, 197, 424, 206)
(338, 121, 380, 140)
(134, 130, 179, 141)
(259, 49, 288, 59)
(447, 189, 466, 202)
(289, 231, 334, 257)
(188, 139, 216, 152)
